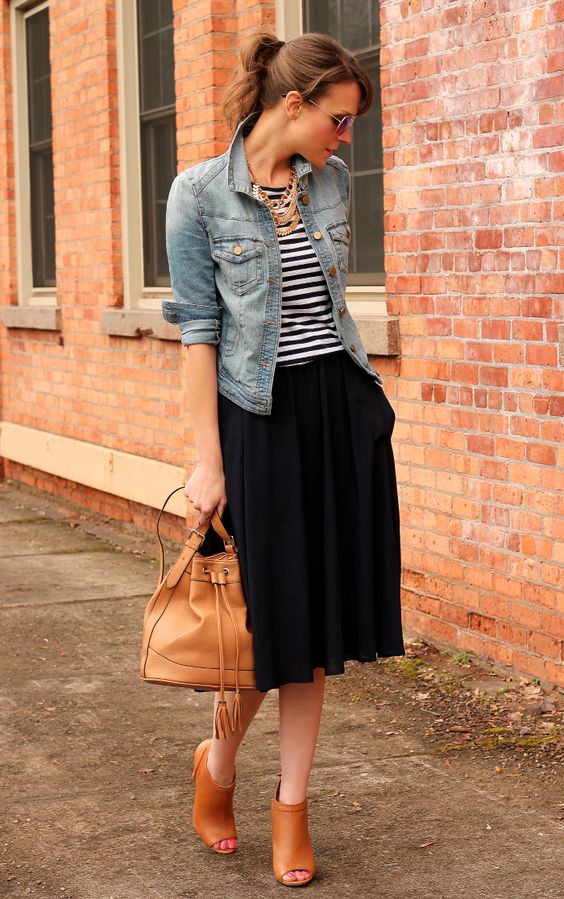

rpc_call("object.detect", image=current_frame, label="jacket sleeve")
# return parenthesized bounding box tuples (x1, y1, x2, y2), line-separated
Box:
(162, 171, 221, 346)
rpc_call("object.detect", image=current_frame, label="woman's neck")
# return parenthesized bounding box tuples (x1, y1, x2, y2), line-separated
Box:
(242, 112, 295, 187)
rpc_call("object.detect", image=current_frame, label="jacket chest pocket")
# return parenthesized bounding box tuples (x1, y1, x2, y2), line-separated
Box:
(211, 237, 264, 296)
(326, 221, 351, 274)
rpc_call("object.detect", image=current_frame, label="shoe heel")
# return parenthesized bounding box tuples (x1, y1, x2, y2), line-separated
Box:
(191, 738, 209, 780)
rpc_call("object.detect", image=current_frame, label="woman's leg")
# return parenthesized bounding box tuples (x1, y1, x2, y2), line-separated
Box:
(277, 667, 326, 882)
(205, 687, 268, 850)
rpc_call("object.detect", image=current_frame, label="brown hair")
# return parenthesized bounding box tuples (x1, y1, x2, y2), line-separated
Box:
(222, 30, 374, 133)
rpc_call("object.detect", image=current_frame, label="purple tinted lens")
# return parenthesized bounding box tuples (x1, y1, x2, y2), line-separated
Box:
(336, 115, 353, 136)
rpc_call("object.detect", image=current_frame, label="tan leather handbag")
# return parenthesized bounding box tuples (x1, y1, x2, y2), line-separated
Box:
(140, 486, 255, 739)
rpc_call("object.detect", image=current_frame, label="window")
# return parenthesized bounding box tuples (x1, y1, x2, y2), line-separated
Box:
(303, 1, 385, 287)
(136, 0, 176, 289)
(26, 5, 55, 289)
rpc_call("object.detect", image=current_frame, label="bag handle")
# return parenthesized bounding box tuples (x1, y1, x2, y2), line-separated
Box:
(155, 486, 235, 586)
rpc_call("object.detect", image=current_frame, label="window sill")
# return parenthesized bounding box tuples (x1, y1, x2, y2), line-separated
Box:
(354, 313, 400, 357)
(103, 308, 400, 356)
(101, 308, 179, 340)
(0, 305, 61, 331)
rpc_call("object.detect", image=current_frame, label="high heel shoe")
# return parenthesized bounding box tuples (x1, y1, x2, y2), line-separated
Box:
(192, 738, 237, 854)
(271, 775, 317, 887)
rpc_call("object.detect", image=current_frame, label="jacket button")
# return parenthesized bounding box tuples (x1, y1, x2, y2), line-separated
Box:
(350, 344, 356, 353)
(328, 266, 337, 276)
(302, 194, 309, 205)
(234, 245, 242, 255)
(313, 230, 321, 239)
(339, 306, 346, 316)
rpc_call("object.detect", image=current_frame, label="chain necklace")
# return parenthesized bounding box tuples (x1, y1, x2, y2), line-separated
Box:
(248, 160, 301, 236)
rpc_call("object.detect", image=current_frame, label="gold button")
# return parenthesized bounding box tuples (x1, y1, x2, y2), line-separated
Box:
(313, 230, 321, 239)
(328, 266, 337, 276)
(234, 245, 242, 255)
(302, 194, 309, 205)
(350, 344, 356, 353)
(339, 306, 346, 316)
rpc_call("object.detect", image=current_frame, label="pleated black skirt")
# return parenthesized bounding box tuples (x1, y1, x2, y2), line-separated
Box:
(200, 348, 405, 692)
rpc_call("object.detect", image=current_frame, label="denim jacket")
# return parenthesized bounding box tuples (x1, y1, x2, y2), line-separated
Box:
(163, 110, 383, 415)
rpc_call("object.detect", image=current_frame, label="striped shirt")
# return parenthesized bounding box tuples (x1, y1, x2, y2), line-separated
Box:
(260, 184, 344, 368)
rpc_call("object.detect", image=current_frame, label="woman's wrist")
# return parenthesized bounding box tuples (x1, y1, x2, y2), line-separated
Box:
(196, 452, 224, 471)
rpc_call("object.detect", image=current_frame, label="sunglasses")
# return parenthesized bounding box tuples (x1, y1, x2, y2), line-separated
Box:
(282, 94, 357, 137)
(306, 98, 357, 136)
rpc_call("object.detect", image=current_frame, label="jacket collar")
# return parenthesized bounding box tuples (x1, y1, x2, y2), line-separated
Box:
(227, 109, 312, 194)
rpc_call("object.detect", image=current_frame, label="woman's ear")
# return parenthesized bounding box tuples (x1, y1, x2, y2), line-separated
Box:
(284, 90, 303, 121)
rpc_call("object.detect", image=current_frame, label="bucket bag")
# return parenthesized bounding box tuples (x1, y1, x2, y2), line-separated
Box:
(139, 486, 255, 738)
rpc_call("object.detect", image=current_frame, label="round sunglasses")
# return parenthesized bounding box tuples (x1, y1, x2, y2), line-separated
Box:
(282, 93, 357, 136)
(306, 97, 356, 136)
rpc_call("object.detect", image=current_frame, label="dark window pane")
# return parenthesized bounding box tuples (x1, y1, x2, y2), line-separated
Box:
(141, 117, 176, 287)
(161, 25, 176, 108)
(137, 0, 175, 114)
(42, 152, 56, 285)
(337, 142, 351, 169)
(353, 172, 384, 278)
(26, 9, 52, 145)
(26, 8, 55, 288)
(140, 0, 159, 34)
(306, 0, 339, 35)
(30, 149, 56, 287)
(161, 0, 173, 29)
(371, 3, 380, 45)
(141, 32, 161, 112)
(342, 0, 370, 53)
(138, 0, 176, 287)
(352, 54, 382, 172)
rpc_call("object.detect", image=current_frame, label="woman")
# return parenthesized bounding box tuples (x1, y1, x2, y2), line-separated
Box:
(163, 30, 405, 887)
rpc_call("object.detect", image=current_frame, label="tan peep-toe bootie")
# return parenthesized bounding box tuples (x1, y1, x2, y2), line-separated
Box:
(271, 775, 317, 887)
(192, 738, 237, 854)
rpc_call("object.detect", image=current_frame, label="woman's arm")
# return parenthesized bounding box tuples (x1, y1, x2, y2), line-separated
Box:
(183, 344, 228, 523)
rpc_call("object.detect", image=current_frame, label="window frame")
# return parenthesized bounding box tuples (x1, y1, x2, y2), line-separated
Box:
(10, 0, 56, 310)
(116, 0, 176, 313)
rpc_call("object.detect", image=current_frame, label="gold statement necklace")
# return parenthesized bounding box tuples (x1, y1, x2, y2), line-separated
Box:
(248, 160, 301, 236)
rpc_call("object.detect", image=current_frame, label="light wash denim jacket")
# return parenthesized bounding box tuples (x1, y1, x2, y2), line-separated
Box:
(163, 110, 383, 415)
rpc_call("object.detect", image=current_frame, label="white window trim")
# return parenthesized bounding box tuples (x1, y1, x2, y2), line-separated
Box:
(276, 0, 388, 317)
(10, 0, 55, 309)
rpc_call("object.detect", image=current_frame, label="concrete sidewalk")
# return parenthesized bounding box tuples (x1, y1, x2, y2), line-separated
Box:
(0, 480, 562, 899)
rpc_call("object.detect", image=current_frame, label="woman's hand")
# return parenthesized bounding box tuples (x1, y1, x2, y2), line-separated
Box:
(184, 461, 228, 523)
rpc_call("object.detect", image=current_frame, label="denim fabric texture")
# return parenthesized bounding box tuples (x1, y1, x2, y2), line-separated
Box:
(163, 110, 383, 414)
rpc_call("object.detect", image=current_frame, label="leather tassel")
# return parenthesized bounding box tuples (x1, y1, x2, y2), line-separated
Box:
(214, 700, 230, 740)
(231, 691, 243, 734)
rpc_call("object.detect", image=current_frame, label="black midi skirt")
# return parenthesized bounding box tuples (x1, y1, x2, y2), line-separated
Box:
(200, 349, 405, 692)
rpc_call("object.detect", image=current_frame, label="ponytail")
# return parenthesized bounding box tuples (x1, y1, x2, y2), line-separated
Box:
(222, 30, 373, 134)
(222, 32, 285, 132)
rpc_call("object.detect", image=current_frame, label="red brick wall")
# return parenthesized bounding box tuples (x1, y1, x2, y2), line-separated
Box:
(379, 0, 564, 687)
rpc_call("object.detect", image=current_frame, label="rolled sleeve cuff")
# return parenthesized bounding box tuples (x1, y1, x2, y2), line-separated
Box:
(162, 300, 221, 346)
(179, 319, 220, 346)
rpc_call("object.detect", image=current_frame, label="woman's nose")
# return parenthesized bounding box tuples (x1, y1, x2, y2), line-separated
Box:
(338, 128, 353, 146)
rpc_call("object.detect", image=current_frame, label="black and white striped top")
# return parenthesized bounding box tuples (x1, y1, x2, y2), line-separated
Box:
(260, 185, 345, 368)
